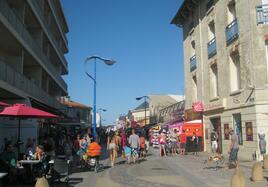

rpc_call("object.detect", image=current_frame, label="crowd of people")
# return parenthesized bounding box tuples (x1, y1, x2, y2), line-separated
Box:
(157, 128, 199, 157)
(107, 128, 149, 166)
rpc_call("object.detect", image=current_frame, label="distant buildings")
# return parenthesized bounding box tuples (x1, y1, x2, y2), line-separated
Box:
(172, 0, 268, 160)
(129, 101, 150, 127)
(127, 94, 184, 128)
(149, 94, 184, 124)
(60, 98, 92, 128)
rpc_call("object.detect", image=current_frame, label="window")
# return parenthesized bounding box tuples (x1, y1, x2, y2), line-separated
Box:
(191, 40, 196, 56)
(227, 1, 236, 24)
(233, 113, 242, 145)
(210, 63, 218, 98)
(208, 21, 215, 41)
(208, 21, 217, 58)
(230, 53, 241, 92)
(192, 75, 197, 101)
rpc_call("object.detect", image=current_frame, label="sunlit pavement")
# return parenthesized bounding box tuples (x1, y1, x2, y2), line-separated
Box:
(9, 147, 268, 186)
(91, 148, 268, 187)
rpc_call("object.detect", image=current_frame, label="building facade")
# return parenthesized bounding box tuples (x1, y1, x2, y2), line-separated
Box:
(0, 0, 69, 149)
(149, 94, 184, 124)
(129, 101, 150, 127)
(172, 0, 268, 160)
(0, 0, 68, 108)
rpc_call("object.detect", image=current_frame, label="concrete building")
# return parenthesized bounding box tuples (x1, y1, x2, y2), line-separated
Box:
(149, 94, 184, 124)
(172, 0, 268, 160)
(129, 101, 150, 127)
(0, 0, 69, 150)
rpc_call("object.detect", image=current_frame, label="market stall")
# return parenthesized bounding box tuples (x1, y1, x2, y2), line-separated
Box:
(183, 120, 203, 152)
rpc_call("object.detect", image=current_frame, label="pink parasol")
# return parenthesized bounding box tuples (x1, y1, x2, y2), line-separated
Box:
(0, 104, 58, 153)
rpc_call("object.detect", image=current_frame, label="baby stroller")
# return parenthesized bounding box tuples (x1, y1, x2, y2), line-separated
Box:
(86, 142, 102, 172)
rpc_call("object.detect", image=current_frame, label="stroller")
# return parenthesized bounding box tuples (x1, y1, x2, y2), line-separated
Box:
(85, 142, 102, 172)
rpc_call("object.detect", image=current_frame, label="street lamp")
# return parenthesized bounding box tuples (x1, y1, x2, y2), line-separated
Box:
(85, 56, 116, 140)
(98, 108, 107, 127)
(136, 96, 149, 126)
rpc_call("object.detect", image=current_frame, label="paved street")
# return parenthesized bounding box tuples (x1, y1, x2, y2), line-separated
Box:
(6, 147, 268, 186)
(62, 148, 268, 187)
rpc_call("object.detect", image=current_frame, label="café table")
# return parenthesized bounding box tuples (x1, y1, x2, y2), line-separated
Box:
(0, 173, 7, 187)
(18, 160, 41, 182)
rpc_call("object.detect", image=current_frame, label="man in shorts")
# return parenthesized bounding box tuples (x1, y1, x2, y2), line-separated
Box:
(128, 129, 140, 163)
(228, 129, 239, 168)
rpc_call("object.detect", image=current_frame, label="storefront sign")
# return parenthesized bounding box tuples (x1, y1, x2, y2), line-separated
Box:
(192, 102, 203, 112)
(246, 122, 253, 141)
(185, 109, 202, 121)
(203, 99, 226, 112)
(224, 124, 229, 140)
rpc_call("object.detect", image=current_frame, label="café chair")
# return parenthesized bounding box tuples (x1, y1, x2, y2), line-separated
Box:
(50, 159, 70, 186)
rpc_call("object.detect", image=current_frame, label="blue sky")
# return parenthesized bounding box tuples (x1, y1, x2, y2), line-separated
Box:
(62, 0, 184, 125)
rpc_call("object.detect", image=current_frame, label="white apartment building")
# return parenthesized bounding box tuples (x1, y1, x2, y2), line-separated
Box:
(0, 0, 69, 149)
(172, 0, 268, 160)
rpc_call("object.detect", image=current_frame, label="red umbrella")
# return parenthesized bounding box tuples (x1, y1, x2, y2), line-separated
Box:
(0, 101, 9, 107)
(0, 104, 58, 154)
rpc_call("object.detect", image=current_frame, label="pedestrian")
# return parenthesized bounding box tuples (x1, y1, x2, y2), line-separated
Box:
(211, 129, 218, 155)
(107, 132, 116, 167)
(170, 129, 178, 156)
(258, 130, 266, 160)
(139, 134, 146, 158)
(124, 143, 131, 164)
(121, 130, 127, 158)
(180, 130, 186, 155)
(25, 138, 34, 156)
(158, 130, 167, 157)
(128, 129, 140, 164)
(191, 132, 198, 156)
(63, 135, 73, 162)
(115, 131, 121, 157)
(73, 134, 81, 167)
(228, 129, 239, 168)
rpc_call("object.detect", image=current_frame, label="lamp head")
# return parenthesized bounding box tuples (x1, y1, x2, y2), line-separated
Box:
(104, 59, 116, 66)
(136, 97, 143, 101)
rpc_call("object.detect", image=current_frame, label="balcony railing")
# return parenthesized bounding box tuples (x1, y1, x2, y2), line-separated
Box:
(256, 4, 268, 25)
(225, 19, 239, 45)
(190, 55, 197, 72)
(0, 0, 67, 92)
(27, 0, 68, 70)
(0, 60, 62, 109)
(47, 0, 68, 44)
(207, 37, 217, 58)
(206, 0, 214, 11)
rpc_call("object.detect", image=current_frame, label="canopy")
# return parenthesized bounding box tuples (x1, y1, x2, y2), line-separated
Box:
(0, 104, 58, 118)
(0, 101, 9, 107)
(0, 103, 58, 154)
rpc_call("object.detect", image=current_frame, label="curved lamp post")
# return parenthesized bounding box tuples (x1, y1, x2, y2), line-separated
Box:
(85, 56, 116, 139)
(136, 96, 149, 126)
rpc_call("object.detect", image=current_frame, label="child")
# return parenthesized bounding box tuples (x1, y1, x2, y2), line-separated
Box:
(124, 143, 131, 164)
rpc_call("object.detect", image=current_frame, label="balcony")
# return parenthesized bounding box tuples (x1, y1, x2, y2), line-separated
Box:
(0, 60, 62, 109)
(190, 55, 197, 72)
(0, 0, 67, 92)
(206, 0, 214, 11)
(47, 0, 68, 43)
(256, 4, 268, 25)
(225, 19, 239, 45)
(207, 37, 217, 58)
(27, 0, 68, 71)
